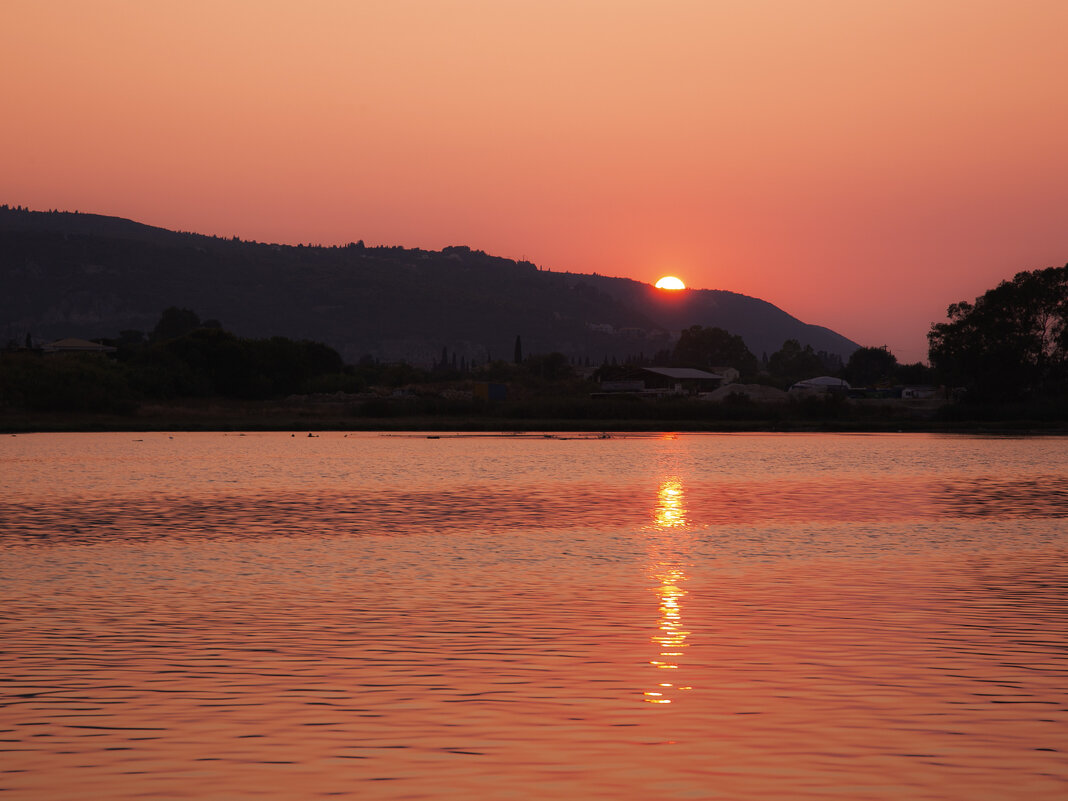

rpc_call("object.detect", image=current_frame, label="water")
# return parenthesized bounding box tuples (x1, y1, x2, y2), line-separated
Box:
(1, 432, 1066, 799)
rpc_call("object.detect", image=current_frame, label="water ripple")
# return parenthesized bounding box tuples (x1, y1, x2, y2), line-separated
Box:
(2, 433, 1067, 799)
(1, 474, 1066, 547)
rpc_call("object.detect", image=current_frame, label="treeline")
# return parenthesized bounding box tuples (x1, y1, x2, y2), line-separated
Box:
(0, 308, 589, 415)
(2, 263, 1064, 422)
(599, 324, 932, 390)
(929, 264, 1066, 402)
(606, 262, 1067, 404)
(0, 308, 357, 413)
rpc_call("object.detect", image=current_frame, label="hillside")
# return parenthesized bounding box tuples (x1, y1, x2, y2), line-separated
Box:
(0, 207, 859, 364)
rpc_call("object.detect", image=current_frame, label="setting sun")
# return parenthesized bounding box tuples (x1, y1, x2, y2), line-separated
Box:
(655, 276, 686, 290)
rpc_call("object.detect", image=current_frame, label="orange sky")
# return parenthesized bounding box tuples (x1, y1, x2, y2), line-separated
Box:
(4, 0, 1067, 361)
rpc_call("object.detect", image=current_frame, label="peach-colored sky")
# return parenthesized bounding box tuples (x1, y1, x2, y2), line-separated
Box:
(4, 0, 1067, 361)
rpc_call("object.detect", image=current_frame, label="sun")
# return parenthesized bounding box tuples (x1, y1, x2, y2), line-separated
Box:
(655, 276, 686, 290)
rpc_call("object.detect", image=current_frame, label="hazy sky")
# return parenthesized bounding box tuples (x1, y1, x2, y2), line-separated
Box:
(5, 0, 1067, 361)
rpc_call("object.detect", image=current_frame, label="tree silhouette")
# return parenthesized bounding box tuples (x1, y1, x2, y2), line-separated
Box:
(928, 264, 1067, 400)
(151, 307, 201, 343)
(672, 326, 758, 376)
(767, 339, 825, 383)
(845, 346, 898, 387)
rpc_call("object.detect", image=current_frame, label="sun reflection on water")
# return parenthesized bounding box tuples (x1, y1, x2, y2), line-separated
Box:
(644, 478, 694, 705)
(654, 478, 687, 530)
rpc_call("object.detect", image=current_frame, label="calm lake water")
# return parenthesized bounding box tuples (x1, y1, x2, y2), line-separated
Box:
(1, 432, 1066, 800)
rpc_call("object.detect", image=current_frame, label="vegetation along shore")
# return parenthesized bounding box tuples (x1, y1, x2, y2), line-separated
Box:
(3, 263, 1065, 434)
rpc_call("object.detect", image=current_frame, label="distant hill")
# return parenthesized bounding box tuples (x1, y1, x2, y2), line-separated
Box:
(0, 207, 859, 365)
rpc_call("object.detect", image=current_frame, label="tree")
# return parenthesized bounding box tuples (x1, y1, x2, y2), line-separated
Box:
(522, 352, 572, 381)
(767, 339, 825, 384)
(114, 329, 147, 353)
(151, 307, 201, 343)
(134, 328, 346, 399)
(844, 346, 898, 387)
(671, 325, 759, 376)
(896, 362, 934, 385)
(514, 335, 523, 364)
(928, 264, 1068, 400)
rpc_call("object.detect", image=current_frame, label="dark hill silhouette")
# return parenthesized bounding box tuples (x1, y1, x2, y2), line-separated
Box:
(1, 206, 859, 365)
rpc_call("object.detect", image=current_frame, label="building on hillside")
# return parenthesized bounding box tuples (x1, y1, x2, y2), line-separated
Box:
(41, 338, 117, 355)
(708, 366, 741, 385)
(901, 385, 938, 399)
(597, 366, 723, 397)
(789, 375, 850, 395)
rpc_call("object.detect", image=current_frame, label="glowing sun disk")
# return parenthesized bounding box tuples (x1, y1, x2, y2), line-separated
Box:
(655, 276, 686, 290)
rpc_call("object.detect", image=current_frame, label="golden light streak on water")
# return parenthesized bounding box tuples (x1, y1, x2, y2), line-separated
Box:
(654, 478, 687, 530)
(646, 479, 693, 703)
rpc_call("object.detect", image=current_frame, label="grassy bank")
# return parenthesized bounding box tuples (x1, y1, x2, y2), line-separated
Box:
(4, 396, 1066, 435)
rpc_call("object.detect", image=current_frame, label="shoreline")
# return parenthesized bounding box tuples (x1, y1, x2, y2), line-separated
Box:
(4, 410, 1066, 436)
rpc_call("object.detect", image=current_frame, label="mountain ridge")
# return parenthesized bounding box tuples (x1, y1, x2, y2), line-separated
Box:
(0, 206, 860, 365)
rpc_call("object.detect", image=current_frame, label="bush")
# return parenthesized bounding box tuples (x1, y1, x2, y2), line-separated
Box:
(0, 352, 138, 414)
